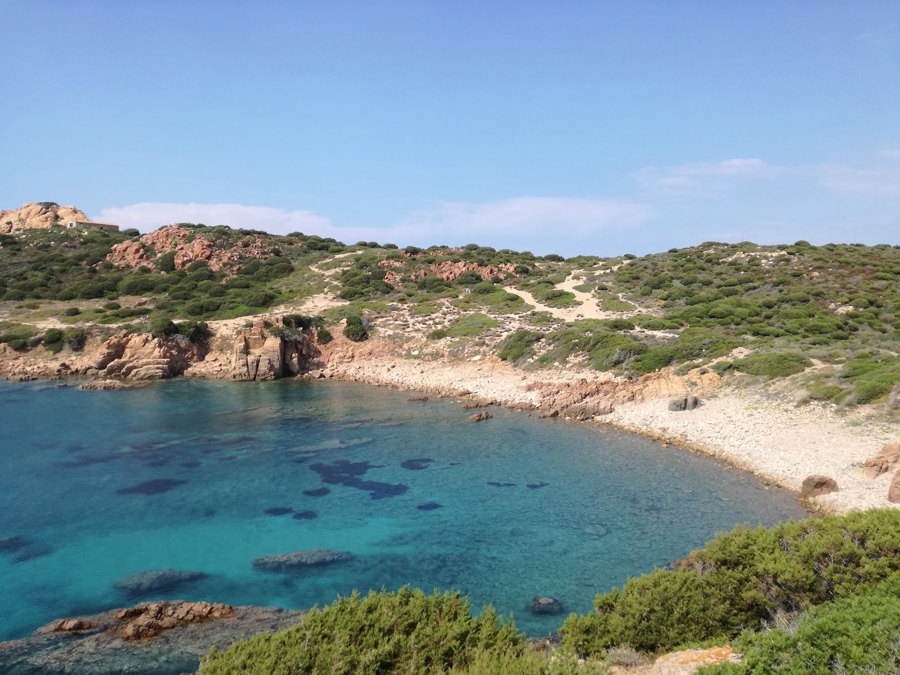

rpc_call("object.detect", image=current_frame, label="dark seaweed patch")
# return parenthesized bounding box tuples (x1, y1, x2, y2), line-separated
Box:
(292, 510, 318, 520)
(526, 482, 549, 489)
(401, 458, 435, 471)
(303, 487, 330, 497)
(417, 502, 442, 511)
(310, 459, 408, 500)
(264, 507, 293, 516)
(116, 479, 188, 495)
(487, 481, 516, 488)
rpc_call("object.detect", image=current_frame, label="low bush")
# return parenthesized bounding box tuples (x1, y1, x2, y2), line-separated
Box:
(199, 587, 525, 674)
(497, 329, 542, 362)
(561, 509, 900, 656)
(730, 352, 810, 378)
(714, 578, 900, 674)
(343, 313, 369, 342)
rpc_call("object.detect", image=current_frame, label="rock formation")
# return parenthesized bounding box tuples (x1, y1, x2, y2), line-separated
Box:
(230, 318, 321, 380)
(668, 395, 702, 411)
(0, 602, 306, 674)
(0, 202, 89, 234)
(105, 224, 273, 272)
(800, 474, 839, 498)
(888, 471, 900, 504)
(529, 596, 565, 615)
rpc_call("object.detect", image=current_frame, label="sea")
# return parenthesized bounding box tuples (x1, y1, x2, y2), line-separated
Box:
(0, 378, 806, 642)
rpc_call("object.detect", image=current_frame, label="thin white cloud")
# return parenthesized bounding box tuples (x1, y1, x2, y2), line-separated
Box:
(878, 148, 900, 160)
(96, 198, 654, 256)
(814, 164, 900, 198)
(396, 197, 655, 252)
(96, 203, 331, 235)
(634, 158, 771, 197)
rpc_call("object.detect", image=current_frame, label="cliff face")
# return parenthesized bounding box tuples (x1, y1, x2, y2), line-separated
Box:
(0, 320, 324, 383)
(0, 202, 89, 234)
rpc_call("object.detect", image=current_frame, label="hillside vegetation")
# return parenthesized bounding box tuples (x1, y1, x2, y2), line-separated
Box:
(0, 222, 897, 406)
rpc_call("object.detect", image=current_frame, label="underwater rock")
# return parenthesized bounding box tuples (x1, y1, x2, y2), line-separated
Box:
(401, 458, 435, 470)
(417, 502, 442, 511)
(303, 487, 330, 497)
(529, 596, 565, 615)
(468, 411, 493, 422)
(113, 569, 208, 596)
(116, 479, 188, 495)
(292, 510, 318, 520)
(263, 507, 293, 516)
(310, 459, 408, 499)
(526, 482, 549, 489)
(487, 481, 516, 487)
(11, 541, 55, 563)
(252, 549, 353, 572)
(407, 396, 429, 402)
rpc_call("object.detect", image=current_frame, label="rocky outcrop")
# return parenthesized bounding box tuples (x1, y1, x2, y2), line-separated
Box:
(469, 411, 493, 422)
(252, 549, 353, 572)
(669, 395, 702, 411)
(230, 318, 322, 380)
(105, 224, 273, 272)
(99, 333, 205, 380)
(0, 602, 306, 674)
(0, 202, 88, 234)
(800, 474, 839, 498)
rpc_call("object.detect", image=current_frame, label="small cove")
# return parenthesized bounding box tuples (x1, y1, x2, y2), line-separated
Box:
(0, 378, 806, 642)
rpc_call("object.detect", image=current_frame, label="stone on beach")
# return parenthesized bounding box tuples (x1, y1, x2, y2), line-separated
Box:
(668, 395, 702, 411)
(800, 474, 839, 498)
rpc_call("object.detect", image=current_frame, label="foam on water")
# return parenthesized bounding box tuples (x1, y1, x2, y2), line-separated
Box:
(0, 379, 805, 641)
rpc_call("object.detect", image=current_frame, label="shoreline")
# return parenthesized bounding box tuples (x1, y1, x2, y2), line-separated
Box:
(2, 329, 897, 514)
(310, 342, 898, 515)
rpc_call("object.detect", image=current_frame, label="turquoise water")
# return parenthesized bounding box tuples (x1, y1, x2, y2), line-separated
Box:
(0, 379, 805, 641)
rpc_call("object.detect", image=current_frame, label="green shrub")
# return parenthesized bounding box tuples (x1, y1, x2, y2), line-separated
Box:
(428, 328, 450, 340)
(64, 307, 81, 317)
(717, 578, 900, 674)
(498, 329, 542, 362)
(730, 352, 810, 378)
(62, 327, 87, 351)
(343, 314, 369, 342)
(42, 328, 64, 353)
(316, 326, 333, 344)
(561, 509, 900, 656)
(199, 587, 525, 674)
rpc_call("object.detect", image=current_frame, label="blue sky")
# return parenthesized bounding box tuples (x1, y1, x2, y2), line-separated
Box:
(2, 1, 898, 256)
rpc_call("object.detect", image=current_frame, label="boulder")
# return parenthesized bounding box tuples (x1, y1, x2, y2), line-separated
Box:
(800, 474, 839, 498)
(113, 569, 207, 596)
(668, 395, 702, 411)
(469, 411, 493, 422)
(252, 549, 353, 572)
(888, 470, 900, 504)
(529, 596, 565, 615)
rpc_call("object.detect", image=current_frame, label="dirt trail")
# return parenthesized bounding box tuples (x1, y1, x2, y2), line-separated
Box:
(508, 271, 635, 323)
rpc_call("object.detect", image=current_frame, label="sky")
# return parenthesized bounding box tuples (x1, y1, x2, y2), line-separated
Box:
(2, 1, 898, 257)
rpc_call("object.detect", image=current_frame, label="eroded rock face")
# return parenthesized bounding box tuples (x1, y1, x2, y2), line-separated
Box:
(100, 333, 204, 380)
(252, 549, 353, 572)
(800, 474, 839, 498)
(230, 318, 322, 381)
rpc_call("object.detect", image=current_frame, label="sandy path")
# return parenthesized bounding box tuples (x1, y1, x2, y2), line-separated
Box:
(509, 271, 634, 323)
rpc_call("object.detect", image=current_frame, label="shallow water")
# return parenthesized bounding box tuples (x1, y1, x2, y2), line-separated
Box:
(0, 378, 805, 641)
